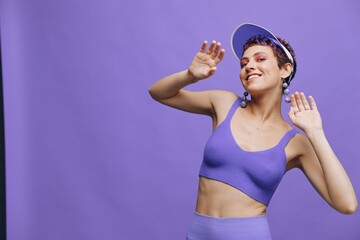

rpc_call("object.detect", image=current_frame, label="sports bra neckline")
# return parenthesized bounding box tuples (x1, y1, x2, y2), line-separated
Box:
(200, 96, 298, 206)
(226, 97, 295, 153)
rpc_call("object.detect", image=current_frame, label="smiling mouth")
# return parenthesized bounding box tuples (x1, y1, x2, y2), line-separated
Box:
(246, 74, 262, 80)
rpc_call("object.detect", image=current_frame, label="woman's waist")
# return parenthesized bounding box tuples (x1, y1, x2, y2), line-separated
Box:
(196, 177, 267, 217)
(195, 200, 266, 218)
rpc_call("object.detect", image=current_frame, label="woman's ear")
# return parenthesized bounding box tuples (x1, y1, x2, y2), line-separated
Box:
(281, 63, 293, 79)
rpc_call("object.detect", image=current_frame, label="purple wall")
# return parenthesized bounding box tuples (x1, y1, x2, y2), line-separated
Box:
(1, 0, 359, 239)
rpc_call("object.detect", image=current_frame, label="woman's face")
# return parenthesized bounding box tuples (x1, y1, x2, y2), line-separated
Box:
(240, 45, 286, 93)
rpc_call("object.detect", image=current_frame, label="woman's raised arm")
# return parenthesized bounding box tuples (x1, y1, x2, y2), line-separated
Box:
(148, 41, 228, 116)
(289, 92, 358, 214)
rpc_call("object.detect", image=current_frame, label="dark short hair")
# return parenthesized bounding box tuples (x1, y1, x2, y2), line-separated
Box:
(243, 35, 297, 85)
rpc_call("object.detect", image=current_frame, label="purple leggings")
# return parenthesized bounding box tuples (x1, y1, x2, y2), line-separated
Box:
(186, 212, 272, 240)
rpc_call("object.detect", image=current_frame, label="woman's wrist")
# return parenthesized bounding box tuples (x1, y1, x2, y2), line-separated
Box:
(304, 127, 325, 139)
(186, 69, 199, 84)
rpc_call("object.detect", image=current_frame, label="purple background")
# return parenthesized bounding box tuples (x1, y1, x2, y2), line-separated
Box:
(1, 0, 359, 239)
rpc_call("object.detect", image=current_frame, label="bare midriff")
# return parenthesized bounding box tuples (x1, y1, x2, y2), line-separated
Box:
(195, 177, 267, 218)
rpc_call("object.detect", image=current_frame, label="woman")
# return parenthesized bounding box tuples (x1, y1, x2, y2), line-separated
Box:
(148, 23, 358, 240)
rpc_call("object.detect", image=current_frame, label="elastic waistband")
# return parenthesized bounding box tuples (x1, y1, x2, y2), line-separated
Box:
(193, 211, 268, 225)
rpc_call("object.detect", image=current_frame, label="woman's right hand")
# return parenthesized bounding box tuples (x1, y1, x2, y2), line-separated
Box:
(187, 40, 225, 82)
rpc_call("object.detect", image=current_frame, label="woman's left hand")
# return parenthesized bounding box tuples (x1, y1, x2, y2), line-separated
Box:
(288, 92, 323, 133)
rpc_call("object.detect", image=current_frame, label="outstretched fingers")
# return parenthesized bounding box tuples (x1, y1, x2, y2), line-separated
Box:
(199, 41, 208, 53)
(200, 40, 225, 64)
(294, 92, 305, 111)
(288, 92, 322, 131)
(212, 42, 221, 57)
(206, 40, 216, 55)
(215, 49, 225, 63)
(300, 92, 311, 110)
(289, 94, 298, 116)
(309, 95, 318, 111)
(289, 92, 318, 117)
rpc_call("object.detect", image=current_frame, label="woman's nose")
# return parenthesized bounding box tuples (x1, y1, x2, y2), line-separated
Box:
(245, 60, 256, 70)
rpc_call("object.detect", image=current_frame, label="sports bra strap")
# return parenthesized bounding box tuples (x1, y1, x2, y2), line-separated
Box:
(277, 129, 297, 148)
(224, 97, 241, 121)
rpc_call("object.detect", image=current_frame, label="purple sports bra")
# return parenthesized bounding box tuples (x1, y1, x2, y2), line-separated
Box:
(199, 97, 297, 206)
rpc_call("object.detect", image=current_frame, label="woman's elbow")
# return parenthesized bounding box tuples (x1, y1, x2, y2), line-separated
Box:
(343, 202, 358, 214)
(148, 87, 156, 99)
(336, 201, 358, 215)
(148, 86, 160, 101)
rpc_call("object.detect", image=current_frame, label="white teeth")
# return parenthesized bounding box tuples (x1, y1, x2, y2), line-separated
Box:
(248, 75, 260, 80)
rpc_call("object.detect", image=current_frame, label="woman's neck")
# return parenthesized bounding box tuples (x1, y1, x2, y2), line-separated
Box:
(247, 93, 283, 123)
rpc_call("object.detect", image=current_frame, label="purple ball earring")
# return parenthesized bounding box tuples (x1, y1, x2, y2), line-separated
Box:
(240, 91, 249, 108)
(283, 82, 291, 103)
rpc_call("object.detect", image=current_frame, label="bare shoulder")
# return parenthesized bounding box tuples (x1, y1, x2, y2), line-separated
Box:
(208, 90, 239, 127)
(209, 90, 239, 108)
(291, 132, 311, 152)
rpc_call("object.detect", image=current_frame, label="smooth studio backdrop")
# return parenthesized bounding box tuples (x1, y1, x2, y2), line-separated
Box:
(1, 0, 360, 239)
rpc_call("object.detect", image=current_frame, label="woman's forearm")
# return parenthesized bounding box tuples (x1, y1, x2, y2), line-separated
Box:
(148, 69, 196, 101)
(306, 129, 358, 213)
(149, 41, 224, 101)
